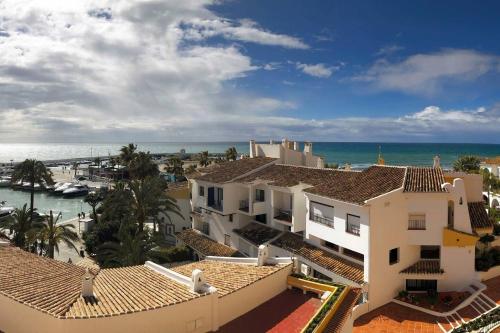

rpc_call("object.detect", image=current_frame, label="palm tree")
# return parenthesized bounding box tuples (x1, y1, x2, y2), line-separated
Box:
(0, 204, 31, 249)
(34, 210, 79, 259)
(128, 151, 159, 180)
(225, 147, 238, 161)
(11, 159, 54, 221)
(164, 156, 184, 177)
(119, 143, 138, 166)
(84, 192, 102, 223)
(129, 177, 182, 233)
(199, 151, 211, 167)
(453, 155, 481, 173)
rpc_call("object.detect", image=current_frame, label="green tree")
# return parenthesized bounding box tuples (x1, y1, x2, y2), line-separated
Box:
(11, 159, 54, 221)
(453, 155, 481, 173)
(84, 192, 103, 223)
(185, 164, 197, 175)
(34, 210, 79, 259)
(164, 156, 184, 177)
(119, 143, 138, 166)
(129, 177, 182, 233)
(128, 151, 159, 180)
(199, 151, 211, 167)
(0, 204, 32, 249)
(225, 147, 238, 161)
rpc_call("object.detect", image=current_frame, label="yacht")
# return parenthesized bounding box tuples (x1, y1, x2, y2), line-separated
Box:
(53, 182, 74, 195)
(63, 184, 89, 197)
(0, 202, 14, 220)
(0, 176, 11, 188)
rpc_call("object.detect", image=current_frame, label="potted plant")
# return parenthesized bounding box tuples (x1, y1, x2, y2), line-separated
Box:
(398, 290, 409, 301)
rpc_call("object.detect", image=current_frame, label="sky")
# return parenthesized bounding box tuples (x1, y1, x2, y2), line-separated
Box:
(0, 0, 500, 143)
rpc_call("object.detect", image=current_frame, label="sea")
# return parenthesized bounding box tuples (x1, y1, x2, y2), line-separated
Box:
(1, 141, 500, 218)
(1, 142, 500, 169)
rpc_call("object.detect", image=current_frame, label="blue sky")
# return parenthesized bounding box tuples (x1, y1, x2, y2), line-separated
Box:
(0, 0, 499, 143)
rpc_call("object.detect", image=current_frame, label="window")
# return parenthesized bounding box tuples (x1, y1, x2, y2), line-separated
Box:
(321, 240, 339, 252)
(309, 201, 334, 228)
(224, 234, 231, 246)
(199, 186, 205, 196)
(165, 224, 175, 235)
(408, 214, 426, 230)
(255, 189, 265, 202)
(343, 248, 364, 262)
(406, 279, 437, 292)
(389, 248, 399, 265)
(346, 214, 361, 236)
(228, 214, 233, 222)
(421, 246, 440, 259)
(255, 214, 267, 224)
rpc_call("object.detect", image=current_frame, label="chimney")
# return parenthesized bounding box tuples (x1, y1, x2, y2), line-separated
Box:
(293, 141, 299, 151)
(249, 140, 256, 158)
(304, 142, 313, 154)
(191, 269, 206, 293)
(317, 157, 325, 169)
(344, 163, 351, 171)
(82, 268, 94, 297)
(433, 155, 441, 168)
(257, 244, 269, 266)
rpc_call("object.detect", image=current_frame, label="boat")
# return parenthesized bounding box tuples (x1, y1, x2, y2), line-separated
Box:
(53, 182, 74, 195)
(63, 184, 89, 197)
(0, 176, 11, 188)
(0, 202, 14, 220)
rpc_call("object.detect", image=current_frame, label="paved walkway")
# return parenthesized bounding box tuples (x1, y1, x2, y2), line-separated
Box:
(217, 289, 321, 333)
(354, 276, 500, 333)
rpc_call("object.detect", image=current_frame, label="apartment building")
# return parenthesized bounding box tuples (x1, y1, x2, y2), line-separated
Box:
(180, 140, 493, 314)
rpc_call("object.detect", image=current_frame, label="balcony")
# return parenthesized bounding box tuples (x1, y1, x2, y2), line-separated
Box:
(408, 218, 426, 230)
(309, 213, 334, 228)
(274, 208, 292, 225)
(239, 199, 250, 213)
(346, 222, 360, 236)
(207, 201, 223, 212)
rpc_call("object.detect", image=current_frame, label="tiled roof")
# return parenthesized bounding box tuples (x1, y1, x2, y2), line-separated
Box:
(468, 202, 493, 231)
(324, 288, 362, 333)
(75, 257, 100, 274)
(483, 157, 500, 165)
(233, 223, 282, 246)
(166, 181, 188, 192)
(403, 167, 446, 192)
(271, 233, 364, 284)
(242, 164, 406, 205)
(194, 157, 277, 183)
(305, 165, 406, 205)
(65, 265, 201, 318)
(0, 245, 87, 317)
(175, 229, 242, 257)
(400, 259, 444, 275)
(171, 260, 291, 297)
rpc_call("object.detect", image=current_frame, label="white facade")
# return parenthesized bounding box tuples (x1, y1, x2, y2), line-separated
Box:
(249, 139, 324, 168)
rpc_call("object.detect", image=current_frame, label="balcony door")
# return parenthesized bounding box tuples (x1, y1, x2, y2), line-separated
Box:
(208, 187, 214, 206)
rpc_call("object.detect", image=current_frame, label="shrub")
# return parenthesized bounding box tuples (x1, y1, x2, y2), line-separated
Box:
(149, 245, 191, 264)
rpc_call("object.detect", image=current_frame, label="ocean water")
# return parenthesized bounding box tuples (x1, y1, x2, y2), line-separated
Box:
(1, 142, 500, 169)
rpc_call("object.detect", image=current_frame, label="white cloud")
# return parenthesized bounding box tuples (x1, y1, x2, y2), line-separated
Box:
(375, 44, 404, 56)
(0, 0, 305, 142)
(354, 49, 500, 95)
(296, 63, 337, 78)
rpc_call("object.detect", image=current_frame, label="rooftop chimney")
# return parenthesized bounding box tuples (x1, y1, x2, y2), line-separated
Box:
(293, 141, 299, 151)
(304, 142, 313, 154)
(344, 163, 351, 171)
(191, 269, 207, 293)
(249, 140, 256, 158)
(82, 268, 94, 297)
(317, 157, 325, 169)
(257, 244, 269, 266)
(433, 155, 441, 168)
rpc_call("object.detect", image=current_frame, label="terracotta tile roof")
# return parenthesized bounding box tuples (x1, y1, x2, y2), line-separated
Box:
(0, 245, 86, 317)
(194, 157, 277, 183)
(304, 165, 406, 205)
(324, 288, 362, 333)
(65, 265, 201, 318)
(483, 157, 500, 165)
(233, 223, 282, 246)
(400, 259, 444, 275)
(75, 257, 100, 274)
(175, 228, 242, 257)
(468, 201, 493, 231)
(171, 260, 291, 297)
(403, 167, 446, 192)
(242, 164, 406, 205)
(166, 181, 188, 192)
(271, 233, 364, 284)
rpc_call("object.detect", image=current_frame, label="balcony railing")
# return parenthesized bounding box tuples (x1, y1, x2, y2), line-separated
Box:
(408, 219, 426, 230)
(239, 199, 250, 212)
(208, 201, 223, 212)
(310, 213, 334, 228)
(346, 222, 360, 236)
(274, 209, 292, 223)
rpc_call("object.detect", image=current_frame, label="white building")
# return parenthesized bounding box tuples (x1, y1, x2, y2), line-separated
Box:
(181, 140, 493, 314)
